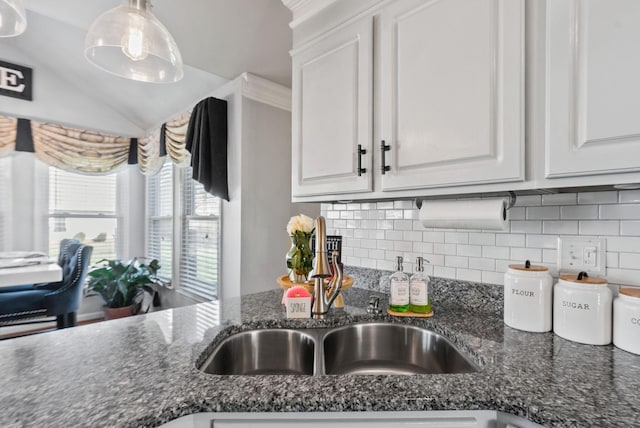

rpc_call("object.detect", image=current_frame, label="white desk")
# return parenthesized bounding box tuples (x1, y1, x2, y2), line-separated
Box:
(0, 260, 63, 288)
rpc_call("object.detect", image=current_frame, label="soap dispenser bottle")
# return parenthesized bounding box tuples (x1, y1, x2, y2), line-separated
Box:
(389, 256, 410, 312)
(410, 256, 431, 314)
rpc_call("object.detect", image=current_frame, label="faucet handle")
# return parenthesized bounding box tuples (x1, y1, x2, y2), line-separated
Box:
(367, 296, 382, 314)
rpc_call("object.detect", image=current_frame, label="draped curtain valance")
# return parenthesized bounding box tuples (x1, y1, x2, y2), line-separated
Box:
(0, 114, 191, 176)
(1, 98, 228, 200)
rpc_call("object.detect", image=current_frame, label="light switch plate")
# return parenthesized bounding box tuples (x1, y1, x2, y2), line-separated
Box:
(557, 237, 606, 276)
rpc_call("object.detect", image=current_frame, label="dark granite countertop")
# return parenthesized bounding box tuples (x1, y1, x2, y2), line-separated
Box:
(0, 283, 639, 428)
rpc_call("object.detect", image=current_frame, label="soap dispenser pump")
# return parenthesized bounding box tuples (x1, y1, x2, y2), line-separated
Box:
(389, 256, 410, 312)
(410, 256, 431, 314)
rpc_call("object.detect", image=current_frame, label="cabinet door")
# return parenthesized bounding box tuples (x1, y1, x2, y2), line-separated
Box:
(379, 0, 524, 191)
(291, 17, 373, 197)
(545, 0, 640, 178)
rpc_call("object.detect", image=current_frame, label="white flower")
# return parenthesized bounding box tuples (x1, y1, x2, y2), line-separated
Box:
(287, 214, 314, 235)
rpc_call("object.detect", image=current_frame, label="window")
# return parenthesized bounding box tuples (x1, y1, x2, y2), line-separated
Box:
(180, 168, 221, 300)
(0, 157, 10, 251)
(146, 161, 173, 281)
(47, 166, 124, 263)
(145, 165, 221, 301)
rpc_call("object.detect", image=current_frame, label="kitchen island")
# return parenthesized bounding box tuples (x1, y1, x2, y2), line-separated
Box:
(0, 283, 638, 428)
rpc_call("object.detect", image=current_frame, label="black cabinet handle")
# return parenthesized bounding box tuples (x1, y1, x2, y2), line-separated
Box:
(381, 140, 391, 175)
(357, 144, 367, 176)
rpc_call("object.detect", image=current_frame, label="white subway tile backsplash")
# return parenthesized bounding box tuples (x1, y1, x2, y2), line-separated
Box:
(579, 221, 619, 236)
(469, 232, 496, 246)
(619, 190, 640, 204)
(377, 240, 394, 250)
(482, 246, 510, 259)
(542, 193, 577, 205)
(511, 247, 542, 262)
(543, 221, 578, 235)
(578, 191, 618, 205)
(393, 220, 413, 230)
(619, 253, 640, 269)
(561, 205, 598, 220)
(469, 257, 496, 271)
(404, 209, 418, 220)
(605, 268, 640, 286)
(607, 237, 640, 253)
(496, 234, 525, 247)
(385, 230, 403, 240)
(325, 191, 640, 286)
(482, 271, 505, 285)
(457, 268, 481, 282)
(527, 206, 560, 220)
(600, 204, 640, 220)
(445, 232, 469, 244)
(385, 210, 403, 219)
(457, 244, 482, 257)
(394, 241, 413, 252)
(526, 234, 558, 249)
(515, 195, 541, 206)
(621, 221, 640, 236)
(434, 243, 457, 255)
(434, 266, 456, 279)
(509, 207, 526, 220)
(445, 255, 468, 268)
(403, 231, 423, 242)
(511, 220, 542, 234)
(413, 242, 434, 253)
(423, 231, 445, 243)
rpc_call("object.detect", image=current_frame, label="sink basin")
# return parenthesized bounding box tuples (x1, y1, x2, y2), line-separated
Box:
(323, 323, 478, 375)
(198, 323, 478, 376)
(200, 329, 315, 375)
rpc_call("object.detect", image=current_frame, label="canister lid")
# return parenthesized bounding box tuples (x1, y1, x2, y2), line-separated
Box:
(620, 287, 640, 298)
(508, 259, 548, 272)
(560, 271, 607, 285)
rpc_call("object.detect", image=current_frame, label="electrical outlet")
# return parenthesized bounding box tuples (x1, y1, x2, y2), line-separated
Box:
(557, 237, 606, 276)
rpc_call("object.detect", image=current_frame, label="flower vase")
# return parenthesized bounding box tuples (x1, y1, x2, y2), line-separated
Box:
(286, 231, 314, 283)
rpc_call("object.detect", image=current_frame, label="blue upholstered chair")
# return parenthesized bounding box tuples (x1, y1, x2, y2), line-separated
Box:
(0, 241, 93, 329)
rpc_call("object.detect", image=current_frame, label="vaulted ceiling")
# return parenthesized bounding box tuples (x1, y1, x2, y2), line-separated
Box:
(0, 0, 292, 136)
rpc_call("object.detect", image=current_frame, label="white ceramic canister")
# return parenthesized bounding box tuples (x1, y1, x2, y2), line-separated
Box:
(613, 287, 640, 355)
(553, 272, 612, 345)
(504, 260, 553, 332)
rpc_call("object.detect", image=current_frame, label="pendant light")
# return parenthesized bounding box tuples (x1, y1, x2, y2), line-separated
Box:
(84, 0, 183, 84)
(0, 0, 27, 37)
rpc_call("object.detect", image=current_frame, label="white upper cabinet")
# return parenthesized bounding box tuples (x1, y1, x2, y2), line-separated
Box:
(291, 16, 374, 197)
(379, 0, 525, 191)
(546, 0, 640, 178)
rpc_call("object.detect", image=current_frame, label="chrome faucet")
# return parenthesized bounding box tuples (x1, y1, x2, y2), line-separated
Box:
(310, 216, 343, 318)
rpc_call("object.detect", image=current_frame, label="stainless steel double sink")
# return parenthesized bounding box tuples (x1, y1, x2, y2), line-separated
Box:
(198, 323, 478, 376)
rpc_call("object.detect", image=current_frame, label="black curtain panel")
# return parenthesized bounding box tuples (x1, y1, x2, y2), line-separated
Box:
(185, 97, 229, 201)
(15, 118, 34, 152)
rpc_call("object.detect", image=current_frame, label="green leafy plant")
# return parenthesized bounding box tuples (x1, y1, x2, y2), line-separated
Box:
(87, 258, 161, 309)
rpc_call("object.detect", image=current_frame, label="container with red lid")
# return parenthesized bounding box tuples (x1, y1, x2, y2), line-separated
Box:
(553, 271, 612, 345)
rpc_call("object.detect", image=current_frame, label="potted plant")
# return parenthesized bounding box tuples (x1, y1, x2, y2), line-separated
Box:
(86, 258, 161, 320)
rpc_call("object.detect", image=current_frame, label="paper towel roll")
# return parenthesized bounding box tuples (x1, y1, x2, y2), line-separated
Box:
(418, 198, 508, 231)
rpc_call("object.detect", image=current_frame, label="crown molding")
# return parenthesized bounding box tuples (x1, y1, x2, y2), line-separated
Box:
(281, 0, 338, 28)
(239, 73, 291, 112)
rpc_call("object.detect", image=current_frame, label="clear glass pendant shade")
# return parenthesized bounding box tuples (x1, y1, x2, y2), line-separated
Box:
(0, 0, 27, 37)
(84, 0, 183, 83)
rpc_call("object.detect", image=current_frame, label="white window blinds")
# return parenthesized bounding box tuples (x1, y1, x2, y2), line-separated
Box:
(48, 166, 121, 263)
(146, 161, 173, 281)
(0, 157, 11, 251)
(180, 168, 220, 300)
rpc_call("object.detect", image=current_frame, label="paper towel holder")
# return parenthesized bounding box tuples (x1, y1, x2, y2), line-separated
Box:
(414, 192, 517, 211)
